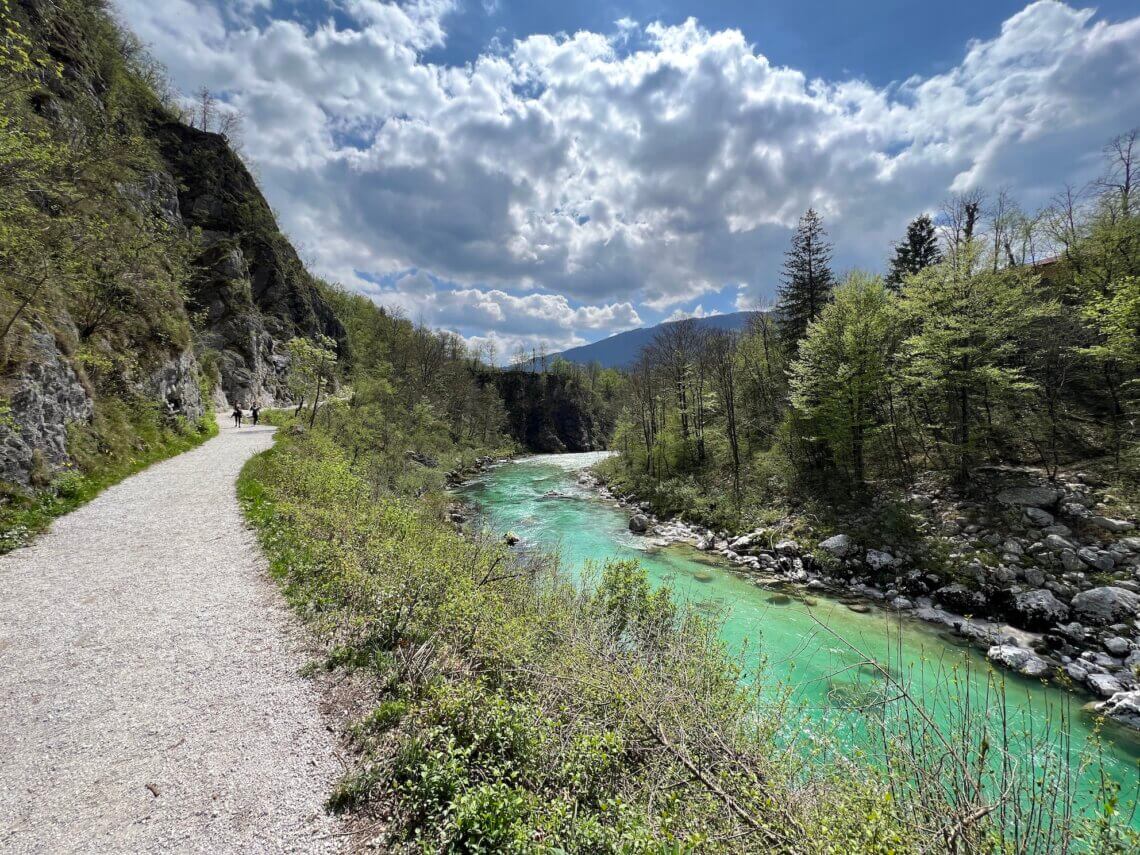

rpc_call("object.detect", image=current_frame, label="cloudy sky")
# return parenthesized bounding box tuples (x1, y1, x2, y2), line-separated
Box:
(111, 0, 1140, 360)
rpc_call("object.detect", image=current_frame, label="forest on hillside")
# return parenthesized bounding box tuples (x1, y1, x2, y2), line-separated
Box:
(603, 133, 1138, 526)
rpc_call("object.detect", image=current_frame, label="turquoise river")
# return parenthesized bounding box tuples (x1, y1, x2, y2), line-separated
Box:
(459, 452, 1140, 833)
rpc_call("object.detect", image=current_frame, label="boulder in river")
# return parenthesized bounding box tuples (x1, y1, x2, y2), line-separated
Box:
(629, 514, 650, 533)
(1008, 589, 1070, 630)
(1097, 690, 1140, 729)
(1086, 673, 1126, 698)
(1070, 586, 1140, 625)
(987, 644, 1051, 678)
(934, 583, 989, 615)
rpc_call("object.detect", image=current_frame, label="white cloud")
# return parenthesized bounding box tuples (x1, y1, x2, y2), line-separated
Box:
(666, 304, 723, 322)
(113, 0, 1140, 340)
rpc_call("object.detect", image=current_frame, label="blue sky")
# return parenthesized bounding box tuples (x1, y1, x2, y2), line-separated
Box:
(114, 0, 1140, 359)
(425, 0, 1139, 82)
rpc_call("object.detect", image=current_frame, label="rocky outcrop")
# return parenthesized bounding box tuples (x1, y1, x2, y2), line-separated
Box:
(493, 369, 612, 452)
(148, 350, 204, 420)
(0, 331, 94, 486)
(1070, 587, 1140, 626)
(151, 121, 346, 406)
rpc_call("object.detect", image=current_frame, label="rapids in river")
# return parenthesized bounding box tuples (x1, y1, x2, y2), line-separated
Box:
(459, 452, 1140, 833)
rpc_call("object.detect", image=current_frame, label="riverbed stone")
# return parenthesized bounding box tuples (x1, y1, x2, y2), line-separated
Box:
(1087, 673, 1126, 698)
(1077, 547, 1115, 572)
(628, 514, 649, 533)
(1044, 534, 1075, 552)
(1009, 589, 1070, 630)
(1104, 636, 1132, 657)
(1060, 550, 1084, 573)
(987, 644, 1051, 678)
(818, 534, 854, 559)
(1070, 587, 1140, 625)
(1097, 690, 1140, 729)
(997, 486, 1063, 508)
(1024, 507, 1054, 527)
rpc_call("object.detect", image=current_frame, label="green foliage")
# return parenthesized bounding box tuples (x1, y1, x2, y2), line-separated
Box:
(789, 272, 896, 484)
(286, 334, 338, 426)
(885, 214, 942, 291)
(899, 247, 1056, 481)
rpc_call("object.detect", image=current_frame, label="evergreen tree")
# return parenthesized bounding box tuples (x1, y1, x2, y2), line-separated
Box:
(776, 208, 835, 350)
(885, 214, 942, 291)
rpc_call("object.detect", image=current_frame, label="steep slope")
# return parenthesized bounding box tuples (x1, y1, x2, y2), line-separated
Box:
(152, 120, 345, 405)
(0, 0, 343, 489)
(552, 311, 758, 368)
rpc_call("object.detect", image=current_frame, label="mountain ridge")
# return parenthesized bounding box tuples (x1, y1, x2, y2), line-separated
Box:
(550, 311, 759, 369)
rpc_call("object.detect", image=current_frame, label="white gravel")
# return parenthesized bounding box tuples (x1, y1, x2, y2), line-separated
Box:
(0, 419, 343, 853)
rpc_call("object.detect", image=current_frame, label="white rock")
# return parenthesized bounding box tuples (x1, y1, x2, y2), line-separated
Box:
(1087, 673, 1126, 698)
(987, 644, 1052, 678)
(818, 534, 854, 558)
(1097, 690, 1140, 729)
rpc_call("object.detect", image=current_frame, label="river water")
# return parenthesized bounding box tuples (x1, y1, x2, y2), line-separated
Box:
(459, 451, 1140, 832)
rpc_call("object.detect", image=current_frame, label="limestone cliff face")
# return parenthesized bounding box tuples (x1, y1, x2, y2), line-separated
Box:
(0, 331, 94, 486)
(0, 0, 344, 486)
(152, 121, 346, 406)
(494, 370, 612, 453)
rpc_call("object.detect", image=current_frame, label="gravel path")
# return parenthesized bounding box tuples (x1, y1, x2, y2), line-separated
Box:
(0, 419, 343, 853)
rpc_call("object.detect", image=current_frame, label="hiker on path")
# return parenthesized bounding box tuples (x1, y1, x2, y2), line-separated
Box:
(250, 404, 261, 426)
(232, 404, 243, 428)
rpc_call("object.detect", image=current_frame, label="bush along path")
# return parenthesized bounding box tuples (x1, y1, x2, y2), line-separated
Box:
(0, 416, 342, 853)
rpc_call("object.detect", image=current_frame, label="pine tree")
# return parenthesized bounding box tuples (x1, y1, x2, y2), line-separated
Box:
(776, 208, 835, 350)
(885, 214, 942, 291)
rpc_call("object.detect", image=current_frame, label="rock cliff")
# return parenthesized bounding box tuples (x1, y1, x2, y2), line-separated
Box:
(0, 0, 343, 486)
(151, 121, 345, 406)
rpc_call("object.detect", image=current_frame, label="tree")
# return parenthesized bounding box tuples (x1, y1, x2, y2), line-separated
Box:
(886, 214, 942, 291)
(1099, 128, 1137, 219)
(898, 248, 1051, 482)
(193, 86, 215, 133)
(706, 329, 742, 501)
(288, 334, 338, 428)
(776, 208, 835, 350)
(941, 190, 986, 262)
(789, 272, 896, 484)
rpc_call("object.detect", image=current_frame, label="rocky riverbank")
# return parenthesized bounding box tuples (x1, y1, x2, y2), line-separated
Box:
(587, 466, 1140, 731)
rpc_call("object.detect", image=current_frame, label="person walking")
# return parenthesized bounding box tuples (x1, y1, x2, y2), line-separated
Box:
(250, 403, 261, 426)
(231, 403, 243, 428)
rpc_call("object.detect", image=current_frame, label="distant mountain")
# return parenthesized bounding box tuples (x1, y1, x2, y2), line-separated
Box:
(551, 311, 759, 369)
